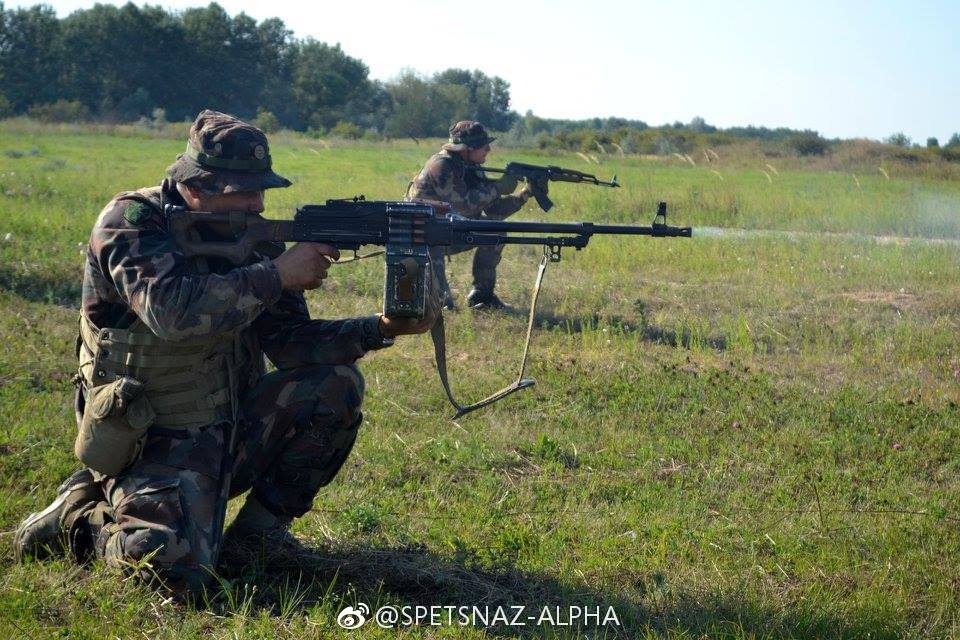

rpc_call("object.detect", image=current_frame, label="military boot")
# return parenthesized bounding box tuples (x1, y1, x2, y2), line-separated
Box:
(13, 468, 102, 562)
(469, 251, 508, 310)
(220, 495, 311, 562)
(467, 288, 508, 310)
(221, 520, 311, 561)
(440, 290, 457, 311)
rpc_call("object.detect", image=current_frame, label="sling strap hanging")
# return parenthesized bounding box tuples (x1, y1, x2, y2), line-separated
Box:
(429, 250, 550, 419)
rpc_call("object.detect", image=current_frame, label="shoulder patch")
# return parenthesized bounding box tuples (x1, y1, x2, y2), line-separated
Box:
(123, 201, 153, 225)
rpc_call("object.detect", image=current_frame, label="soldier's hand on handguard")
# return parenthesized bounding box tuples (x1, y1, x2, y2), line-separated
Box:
(377, 267, 443, 338)
(494, 174, 519, 195)
(273, 242, 340, 291)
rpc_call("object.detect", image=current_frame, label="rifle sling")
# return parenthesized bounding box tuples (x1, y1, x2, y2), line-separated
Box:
(430, 252, 548, 419)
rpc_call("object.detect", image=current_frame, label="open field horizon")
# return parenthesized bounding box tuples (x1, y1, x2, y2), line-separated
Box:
(0, 123, 958, 638)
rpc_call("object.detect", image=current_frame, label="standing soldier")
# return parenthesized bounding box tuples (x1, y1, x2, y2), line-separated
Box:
(13, 110, 437, 599)
(405, 120, 539, 310)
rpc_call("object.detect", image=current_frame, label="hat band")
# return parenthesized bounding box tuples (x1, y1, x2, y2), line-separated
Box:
(449, 134, 492, 148)
(185, 144, 272, 172)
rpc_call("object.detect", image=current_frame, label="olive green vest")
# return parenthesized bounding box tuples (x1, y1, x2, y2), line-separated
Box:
(78, 314, 243, 428)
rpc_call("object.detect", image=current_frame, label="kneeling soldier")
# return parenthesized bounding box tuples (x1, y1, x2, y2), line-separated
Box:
(13, 110, 436, 599)
(405, 120, 536, 310)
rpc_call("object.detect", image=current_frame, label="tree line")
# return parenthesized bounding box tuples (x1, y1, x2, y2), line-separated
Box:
(1, 2, 956, 158)
(0, 2, 516, 136)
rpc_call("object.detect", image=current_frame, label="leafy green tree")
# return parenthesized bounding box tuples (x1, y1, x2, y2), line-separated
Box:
(254, 17, 296, 126)
(59, 4, 186, 119)
(433, 68, 515, 130)
(290, 39, 372, 130)
(180, 4, 239, 115)
(945, 133, 960, 148)
(0, 4, 63, 112)
(385, 70, 463, 138)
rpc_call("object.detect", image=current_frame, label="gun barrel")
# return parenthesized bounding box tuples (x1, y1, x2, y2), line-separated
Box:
(482, 163, 618, 189)
(445, 217, 690, 237)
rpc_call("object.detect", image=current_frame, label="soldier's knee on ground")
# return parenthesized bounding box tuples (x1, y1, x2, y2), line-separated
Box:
(98, 477, 216, 599)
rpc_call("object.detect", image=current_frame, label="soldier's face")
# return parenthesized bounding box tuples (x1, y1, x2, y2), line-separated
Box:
(193, 189, 266, 214)
(466, 144, 491, 164)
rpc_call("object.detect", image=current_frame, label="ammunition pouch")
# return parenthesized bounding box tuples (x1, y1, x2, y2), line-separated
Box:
(75, 376, 155, 476)
(74, 313, 250, 475)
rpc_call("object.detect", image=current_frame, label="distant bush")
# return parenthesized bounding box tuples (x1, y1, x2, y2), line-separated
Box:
(945, 133, 960, 148)
(0, 95, 12, 118)
(785, 131, 829, 156)
(926, 137, 939, 148)
(27, 100, 91, 123)
(329, 120, 363, 139)
(884, 132, 911, 147)
(252, 108, 279, 133)
(135, 107, 169, 132)
(940, 146, 960, 162)
(112, 87, 154, 121)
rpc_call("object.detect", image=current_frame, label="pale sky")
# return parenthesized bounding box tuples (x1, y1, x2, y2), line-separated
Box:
(14, 0, 960, 143)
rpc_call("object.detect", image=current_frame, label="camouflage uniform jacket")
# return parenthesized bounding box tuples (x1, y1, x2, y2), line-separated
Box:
(81, 182, 387, 404)
(405, 150, 527, 219)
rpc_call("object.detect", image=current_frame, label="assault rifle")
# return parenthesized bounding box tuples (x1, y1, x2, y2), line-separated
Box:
(167, 197, 690, 417)
(481, 162, 619, 212)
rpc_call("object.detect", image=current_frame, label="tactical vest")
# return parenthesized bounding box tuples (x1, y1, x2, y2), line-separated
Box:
(76, 186, 251, 430)
(78, 314, 243, 428)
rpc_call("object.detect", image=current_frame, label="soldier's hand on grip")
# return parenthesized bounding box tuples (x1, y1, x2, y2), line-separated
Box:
(273, 242, 340, 291)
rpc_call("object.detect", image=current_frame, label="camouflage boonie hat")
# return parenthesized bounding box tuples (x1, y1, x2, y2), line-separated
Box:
(166, 109, 291, 194)
(442, 120, 496, 151)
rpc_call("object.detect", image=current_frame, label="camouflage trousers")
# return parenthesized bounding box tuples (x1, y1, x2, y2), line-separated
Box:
(77, 363, 364, 596)
(429, 208, 516, 296)
(430, 243, 504, 295)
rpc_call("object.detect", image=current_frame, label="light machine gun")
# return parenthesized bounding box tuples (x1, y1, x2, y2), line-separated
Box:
(168, 198, 690, 417)
(480, 162, 619, 212)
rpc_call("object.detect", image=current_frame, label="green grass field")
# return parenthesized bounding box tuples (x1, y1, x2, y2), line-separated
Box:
(0, 122, 958, 638)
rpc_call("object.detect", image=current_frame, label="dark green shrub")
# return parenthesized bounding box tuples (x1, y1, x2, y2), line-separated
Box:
(785, 131, 829, 156)
(27, 100, 91, 123)
(252, 108, 279, 133)
(884, 132, 911, 147)
(329, 120, 362, 139)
